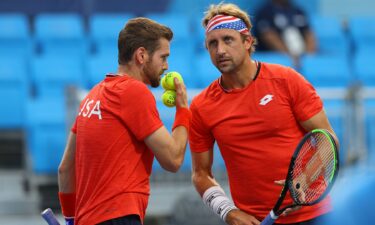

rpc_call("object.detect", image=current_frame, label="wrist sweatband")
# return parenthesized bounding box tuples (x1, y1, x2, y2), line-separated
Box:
(172, 107, 191, 131)
(202, 186, 238, 221)
(58, 192, 76, 217)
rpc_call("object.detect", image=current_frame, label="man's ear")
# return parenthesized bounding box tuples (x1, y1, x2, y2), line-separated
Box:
(135, 47, 148, 65)
(244, 35, 253, 51)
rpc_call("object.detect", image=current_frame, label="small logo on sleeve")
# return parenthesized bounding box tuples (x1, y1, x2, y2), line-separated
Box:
(259, 94, 273, 106)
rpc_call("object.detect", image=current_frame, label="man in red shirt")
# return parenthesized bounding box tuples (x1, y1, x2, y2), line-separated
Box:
(189, 3, 338, 225)
(58, 17, 191, 225)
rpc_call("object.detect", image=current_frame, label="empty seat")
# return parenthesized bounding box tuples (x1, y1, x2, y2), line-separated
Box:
(311, 16, 349, 56)
(145, 13, 191, 43)
(31, 55, 84, 98)
(349, 16, 375, 51)
(253, 52, 294, 68)
(364, 100, 375, 163)
(300, 55, 352, 87)
(87, 53, 118, 88)
(90, 13, 135, 54)
(194, 53, 220, 88)
(0, 13, 32, 57)
(354, 50, 375, 86)
(25, 98, 67, 174)
(34, 14, 88, 56)
(0, 57, 29, 128)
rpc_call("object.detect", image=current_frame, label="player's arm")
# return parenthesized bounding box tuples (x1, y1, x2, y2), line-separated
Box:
(145, 124, 188, 173)
(192, 150, 260, 225)
(58, 131, 76, 225)
(299, 109, 340, 148)
(145, 78, 190, 173)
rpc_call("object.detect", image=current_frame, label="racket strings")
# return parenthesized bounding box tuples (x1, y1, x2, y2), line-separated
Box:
(290, 133, 336, 204)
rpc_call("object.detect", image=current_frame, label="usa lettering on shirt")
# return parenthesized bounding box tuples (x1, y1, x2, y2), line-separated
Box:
(78, 98, 102, 120)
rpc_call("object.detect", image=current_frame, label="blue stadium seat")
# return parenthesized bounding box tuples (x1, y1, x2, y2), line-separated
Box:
(364, 100, 375, 162)
(145, 13, 192, 43)
(253, 52, 294, 68)
(90, 13, 135, 54)
(195, 53, 220, 88)
(35, 14, 88, 56)
(300, 55, 352, 87)
(25, 98, 66, 174)
(354, 50, 375, 86)
(167, 46, 198, 88)
(31, 56, 84, 98)
(0, 57, 29, 129)
(0, 13, 32, 57)
(349, 16, 375, 52)
(87, 53, 118, 88)
(311, 16, 349, 56)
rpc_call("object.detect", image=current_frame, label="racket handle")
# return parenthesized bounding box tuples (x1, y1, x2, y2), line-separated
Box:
(260, 210, 278, 225)
(41, 208, 61, 225)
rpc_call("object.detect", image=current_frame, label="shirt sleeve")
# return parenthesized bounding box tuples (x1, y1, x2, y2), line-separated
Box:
(120, 83, 163, 140)
(189, 99, 215, 153)
(286, 67, 323, 122)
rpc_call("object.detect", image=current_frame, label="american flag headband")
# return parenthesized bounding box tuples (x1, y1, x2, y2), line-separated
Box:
(205, 14, 250, 35)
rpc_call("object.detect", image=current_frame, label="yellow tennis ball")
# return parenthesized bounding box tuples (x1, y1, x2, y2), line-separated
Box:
(162, 90, 176, 107)
(161, 75, 168, 90)
(163, 71, 183, 90)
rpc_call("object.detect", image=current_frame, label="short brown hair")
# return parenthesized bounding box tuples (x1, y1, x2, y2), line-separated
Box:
(118, 17, 173, 65)
(203, 3, 256, 53)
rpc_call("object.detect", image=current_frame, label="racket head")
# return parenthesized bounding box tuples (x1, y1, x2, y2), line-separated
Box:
(286, 129, 339, 206)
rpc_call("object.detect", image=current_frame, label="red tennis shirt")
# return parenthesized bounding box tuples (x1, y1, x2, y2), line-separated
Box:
(189, 63, 331, 223)
(71, 74, 163, 225)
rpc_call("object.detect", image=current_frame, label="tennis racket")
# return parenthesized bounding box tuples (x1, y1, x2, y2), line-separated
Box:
(260, 129, 339, 225)
(41, 208, 61, 225)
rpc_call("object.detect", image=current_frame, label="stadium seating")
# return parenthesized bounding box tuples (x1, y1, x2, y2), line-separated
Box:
(354, 50, 375, 86)
(253, 52, 294, 68)
(349, 16, 375, 52)
(87, 53, 118, 88)
(364, 100, 375, 162)
(194, 52, 221, 88)
(300, 54, 352, 87)
(25, 97, 67, 174)
(0, 57, 29, 129)
(90, 13, 135, 54)
(31, 55, 85, 98)
(34, 13, 88, 56)
(310, 16, 349, 56)
(0, 13, 32, 58)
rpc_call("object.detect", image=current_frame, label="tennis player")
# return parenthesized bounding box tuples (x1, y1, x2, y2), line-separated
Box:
(58, 17, 190, 225)
(189, 3, 339, 225)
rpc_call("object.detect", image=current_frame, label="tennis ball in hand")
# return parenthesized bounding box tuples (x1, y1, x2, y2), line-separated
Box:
(162, 71, 183, 90)
(162, 90, 176, 107)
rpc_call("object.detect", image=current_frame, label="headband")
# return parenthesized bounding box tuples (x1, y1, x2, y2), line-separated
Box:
(206, 14, 250, 34)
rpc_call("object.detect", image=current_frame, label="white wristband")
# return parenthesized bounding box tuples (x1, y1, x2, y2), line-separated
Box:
(202, 186, 238, 221)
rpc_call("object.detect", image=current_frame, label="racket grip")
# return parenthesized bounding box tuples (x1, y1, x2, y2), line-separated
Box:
(260, 210, 278, 225)
(41, 208, 61, 225)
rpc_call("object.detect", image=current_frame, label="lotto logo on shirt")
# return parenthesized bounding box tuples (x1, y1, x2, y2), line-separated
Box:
(78, 98, 102, 120)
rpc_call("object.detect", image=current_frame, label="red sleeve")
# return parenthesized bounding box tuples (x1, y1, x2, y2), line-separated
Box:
(120, 83, 163, 140)
(189, 99, 215, 152)
(286, 68, 323, 121)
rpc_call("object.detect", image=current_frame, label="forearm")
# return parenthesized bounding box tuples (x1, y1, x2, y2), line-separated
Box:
(170, 126, 188, 168)
(192, 170, 219, 196)
(261, 30, 289, 53)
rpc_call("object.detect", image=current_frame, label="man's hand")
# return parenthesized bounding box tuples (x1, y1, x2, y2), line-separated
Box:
(225, 209, 260, 225)
(274, 180, 303, 216)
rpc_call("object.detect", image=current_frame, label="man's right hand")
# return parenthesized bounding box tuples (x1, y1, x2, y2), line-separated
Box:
(174, 77, 188, 109)
(225, 209, 260, 225)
